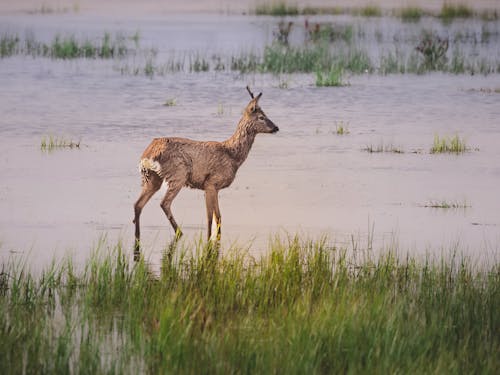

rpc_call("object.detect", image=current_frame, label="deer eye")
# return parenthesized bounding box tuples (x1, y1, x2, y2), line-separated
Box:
(258, 115, 264, 120)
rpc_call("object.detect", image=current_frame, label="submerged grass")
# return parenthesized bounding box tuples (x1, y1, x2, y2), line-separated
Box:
(1, 237, 498, 374)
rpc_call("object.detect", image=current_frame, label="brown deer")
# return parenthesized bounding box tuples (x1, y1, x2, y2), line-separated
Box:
(133, 87, 279, 250)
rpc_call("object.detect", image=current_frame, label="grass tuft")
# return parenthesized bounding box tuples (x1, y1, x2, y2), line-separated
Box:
(335, 121, 350, 135)
(254, 2, 299, 16)
(41, 135, 80, 152)
(363, 142, 404, 154)
(430, 134, 468, 154)
(358, 5, 382, 17)
(400, 7, 424, 22)
(440, 3, 473, 21)
(423, 199, 470, 209)
(315, 66, 345, 87)
(163, 98, 177, 107)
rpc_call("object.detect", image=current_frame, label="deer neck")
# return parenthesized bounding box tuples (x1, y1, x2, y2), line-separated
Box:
(223, 117, 257, 167)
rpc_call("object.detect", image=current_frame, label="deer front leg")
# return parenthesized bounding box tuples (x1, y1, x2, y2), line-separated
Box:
(205, 187, 221, 241)
(133, 174, 162, 252)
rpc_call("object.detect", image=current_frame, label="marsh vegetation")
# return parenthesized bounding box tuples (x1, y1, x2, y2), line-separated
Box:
(1, 237, 498, 374)
(40, 135, 80, 152)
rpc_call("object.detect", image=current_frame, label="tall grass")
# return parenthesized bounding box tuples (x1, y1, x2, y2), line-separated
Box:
(1, 237, 499, 373)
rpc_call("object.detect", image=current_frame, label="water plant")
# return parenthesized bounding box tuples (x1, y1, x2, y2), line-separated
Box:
(423, 199, 470, 209)
(163, 98, 177, 107)
(430, 134, 468, 154)
(358, 5, 382, 17)
(400, 6, 424, 22)
(0, 34, 20, 57)
(315, 65, 344, 87)
(415, 31, 449, 71)
(335, 121, 350, 135)
(0, 32, 136, 59)
(254, 1, 299, 16)
(363, 142, 404, 153)
(440, 3, 473, 22)
(40, 135, 80, 152)
(0, 237, 499, 373)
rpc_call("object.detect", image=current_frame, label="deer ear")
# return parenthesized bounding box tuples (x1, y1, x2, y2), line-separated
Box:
(248, 102, 256, 113)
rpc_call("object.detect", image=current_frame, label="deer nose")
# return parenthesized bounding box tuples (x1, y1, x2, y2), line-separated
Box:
(271, 125, 279, 133)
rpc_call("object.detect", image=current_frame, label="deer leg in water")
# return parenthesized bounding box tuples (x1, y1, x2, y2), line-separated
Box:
(133, 173, 162, 251)
(205, 187, 221, 241)
(160, 181, 184, 239)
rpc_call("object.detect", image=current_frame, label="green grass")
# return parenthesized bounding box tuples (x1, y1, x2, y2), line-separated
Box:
(400, 7, 424, 22)
(358, 5, 382, 17)
(430, 134, 468, 154)
(335, 121, 350, 135)
(0, 32, 137, 59)
(0, 236, 498, 374)
(315, 66, 344, 87)
(440, 3, 473, 21)
(0, 34, 20, 57)
(163, 98, 177, 107)
(40, 135, 80, 152)
(254, 2, 299, 16)
(423, 199, 470, 209)
(363, 142, 404, 154)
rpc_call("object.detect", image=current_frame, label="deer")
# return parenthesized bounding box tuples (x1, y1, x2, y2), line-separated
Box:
(133, 87, 279, 251)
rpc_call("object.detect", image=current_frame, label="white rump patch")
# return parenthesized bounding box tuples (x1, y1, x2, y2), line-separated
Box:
(139, 158, 162, 175)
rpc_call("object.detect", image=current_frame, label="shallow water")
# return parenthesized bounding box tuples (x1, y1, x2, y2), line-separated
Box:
(1, 11, 500, 269)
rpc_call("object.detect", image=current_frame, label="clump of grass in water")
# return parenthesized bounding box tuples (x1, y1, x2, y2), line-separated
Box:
(254, 1, 299, 16)
(0, 34, 20, 57)
(358, 5, 382, 17)
(0, 236, 499, 373)
(163, 98, 177, 107)
(363, 142, 404, 153)
(41, 135, 80, 152)
(440, 3, 473, 22)
(315, 66, 345, 87)
(335, 121, 350, 135)
(415, 31, 449, 71)
(400, 6, 423, 22)
(430, 134, 468, 154)
(423, 199, 470, 209)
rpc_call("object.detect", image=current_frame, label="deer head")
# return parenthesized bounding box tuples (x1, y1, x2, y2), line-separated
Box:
(244, 86, 279, 134)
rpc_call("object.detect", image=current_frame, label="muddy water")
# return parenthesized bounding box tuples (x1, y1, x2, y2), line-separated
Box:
(1, 12, 500, 269)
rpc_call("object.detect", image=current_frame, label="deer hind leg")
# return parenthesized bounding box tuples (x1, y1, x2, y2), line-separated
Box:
(205, 187, 221, 241)
(133, 173, 162, 251)
(160, 180, 184, 239)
